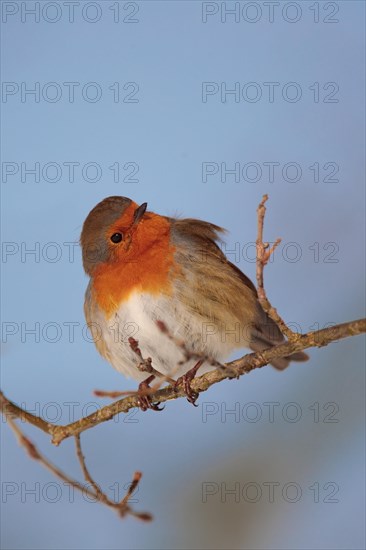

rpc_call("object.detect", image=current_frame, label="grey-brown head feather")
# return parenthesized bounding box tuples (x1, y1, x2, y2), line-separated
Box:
(80, 196, 132, 275)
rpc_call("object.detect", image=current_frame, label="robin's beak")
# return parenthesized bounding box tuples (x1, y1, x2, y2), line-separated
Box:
(133, 202, 147, 225)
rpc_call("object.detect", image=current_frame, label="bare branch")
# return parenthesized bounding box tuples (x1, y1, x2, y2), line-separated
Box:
(3, 407, 152, 521)
(2, 318, 365, 446)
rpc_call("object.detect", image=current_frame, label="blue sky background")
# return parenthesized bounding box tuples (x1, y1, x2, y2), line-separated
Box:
(1, 1, 365, 549)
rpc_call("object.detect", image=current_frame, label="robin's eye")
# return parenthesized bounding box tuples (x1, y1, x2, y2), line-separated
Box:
(110, 232, 123, 244)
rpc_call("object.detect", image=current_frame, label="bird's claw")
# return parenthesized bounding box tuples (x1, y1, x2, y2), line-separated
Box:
(174, 360, 203, 406)
(137, 375, 164, 412)
(174, 375, 199, 406)
(138, 396, 164, 412)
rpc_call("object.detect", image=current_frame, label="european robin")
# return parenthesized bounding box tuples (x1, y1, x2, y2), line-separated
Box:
(80, 196, 308, 406)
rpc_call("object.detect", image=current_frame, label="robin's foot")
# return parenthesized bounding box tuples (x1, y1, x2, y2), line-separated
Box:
(174, 360, 204, 406)
(137, 375, 164, 412)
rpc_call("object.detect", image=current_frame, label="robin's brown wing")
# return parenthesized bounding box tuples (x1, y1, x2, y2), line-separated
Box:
(171, 217, 308, 368)
(171, 217, 260, 322)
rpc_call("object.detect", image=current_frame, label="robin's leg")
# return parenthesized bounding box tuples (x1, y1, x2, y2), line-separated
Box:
(137, 375, 164, 412)
(174, 360, 204, 406)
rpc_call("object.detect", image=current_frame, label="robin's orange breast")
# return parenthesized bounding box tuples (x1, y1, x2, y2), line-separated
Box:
(91, 214, 179, 317)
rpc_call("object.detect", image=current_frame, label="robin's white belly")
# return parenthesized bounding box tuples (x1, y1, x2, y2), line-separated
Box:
(91, 291, 237, 382)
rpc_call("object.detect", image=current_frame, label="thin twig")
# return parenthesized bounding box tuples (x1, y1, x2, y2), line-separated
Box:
(73, 434, 151, 519)
(5, 414, 101, 499)
(94, 336, 176, 399)
(74, 434, 105, 500)
(256, 194, 298, 341)
(3, 409, 152, 520)
(155, 320, 231, 373)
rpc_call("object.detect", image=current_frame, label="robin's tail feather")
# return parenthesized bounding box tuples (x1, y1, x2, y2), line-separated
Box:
(250, 311, 309, 370)
(249, 334, 309, 370)
(269, 350, 309, 370)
